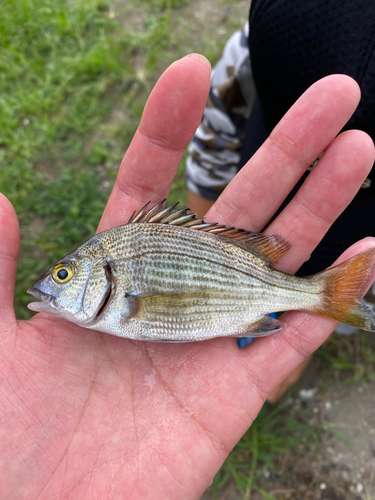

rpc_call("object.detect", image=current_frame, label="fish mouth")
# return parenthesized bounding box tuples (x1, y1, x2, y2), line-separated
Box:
(27, 286, 55, 313)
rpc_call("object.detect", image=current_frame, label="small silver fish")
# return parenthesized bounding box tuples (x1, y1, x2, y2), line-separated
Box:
(28, 201, 375, 341)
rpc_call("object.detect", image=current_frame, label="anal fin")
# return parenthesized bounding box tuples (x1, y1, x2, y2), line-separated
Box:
(239, 315, 281, 337)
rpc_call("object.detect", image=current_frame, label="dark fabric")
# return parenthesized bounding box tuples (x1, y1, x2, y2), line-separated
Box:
(240, 0, 375, 275)
(299, 199, 375, 275)
(239, 96, 267, 167)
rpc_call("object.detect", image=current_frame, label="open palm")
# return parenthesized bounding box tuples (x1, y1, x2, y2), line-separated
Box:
(1, 55, 375, 499)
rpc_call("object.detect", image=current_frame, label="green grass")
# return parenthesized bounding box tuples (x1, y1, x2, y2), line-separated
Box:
(0, 0, 193, 317)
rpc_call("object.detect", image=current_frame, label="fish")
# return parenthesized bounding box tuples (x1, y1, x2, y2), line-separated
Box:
(27, 200, 375, 342)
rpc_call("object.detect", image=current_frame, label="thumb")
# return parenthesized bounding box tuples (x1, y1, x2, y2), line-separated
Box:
(0, 193, 19, 324)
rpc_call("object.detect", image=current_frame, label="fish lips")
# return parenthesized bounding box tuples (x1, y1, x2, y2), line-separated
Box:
(27, 286, 56, 313)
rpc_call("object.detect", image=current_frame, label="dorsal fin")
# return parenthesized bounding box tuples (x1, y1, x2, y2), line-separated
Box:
(127, 200, 290, 264)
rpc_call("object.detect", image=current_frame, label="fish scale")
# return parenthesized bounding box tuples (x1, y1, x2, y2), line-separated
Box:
(27, 200, 375, 341)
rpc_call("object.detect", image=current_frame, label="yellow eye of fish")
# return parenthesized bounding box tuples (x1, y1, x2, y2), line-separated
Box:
(52, 263, 74, 284)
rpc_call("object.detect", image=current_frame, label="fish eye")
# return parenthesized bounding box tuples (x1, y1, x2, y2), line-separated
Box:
(52, 262, 74, 284)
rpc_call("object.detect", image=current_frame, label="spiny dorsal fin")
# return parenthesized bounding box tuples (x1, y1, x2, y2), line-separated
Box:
(127, 200, 290, 264)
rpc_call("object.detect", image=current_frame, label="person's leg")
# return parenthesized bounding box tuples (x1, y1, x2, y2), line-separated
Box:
(185, 23, 254, 223)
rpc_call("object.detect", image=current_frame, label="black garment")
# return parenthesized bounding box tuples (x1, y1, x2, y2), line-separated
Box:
(240, 0, 375, 275)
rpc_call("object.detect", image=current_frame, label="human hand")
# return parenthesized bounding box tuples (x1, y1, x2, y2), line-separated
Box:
(1, 54, 374, 499)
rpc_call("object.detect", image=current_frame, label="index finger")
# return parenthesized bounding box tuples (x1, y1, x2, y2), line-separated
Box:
(98, 54, 211, 232)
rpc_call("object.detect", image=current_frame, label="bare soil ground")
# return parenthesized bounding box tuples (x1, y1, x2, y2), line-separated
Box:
(203, 360, 375, 500)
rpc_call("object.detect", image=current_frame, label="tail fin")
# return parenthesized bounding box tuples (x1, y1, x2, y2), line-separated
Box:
(312, 248, 375, 332)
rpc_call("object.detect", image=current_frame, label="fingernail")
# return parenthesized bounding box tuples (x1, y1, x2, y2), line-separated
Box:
(184, 53, 211, 69)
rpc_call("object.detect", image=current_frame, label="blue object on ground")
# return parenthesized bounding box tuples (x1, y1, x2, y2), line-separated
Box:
(237, 313, 278, 348)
